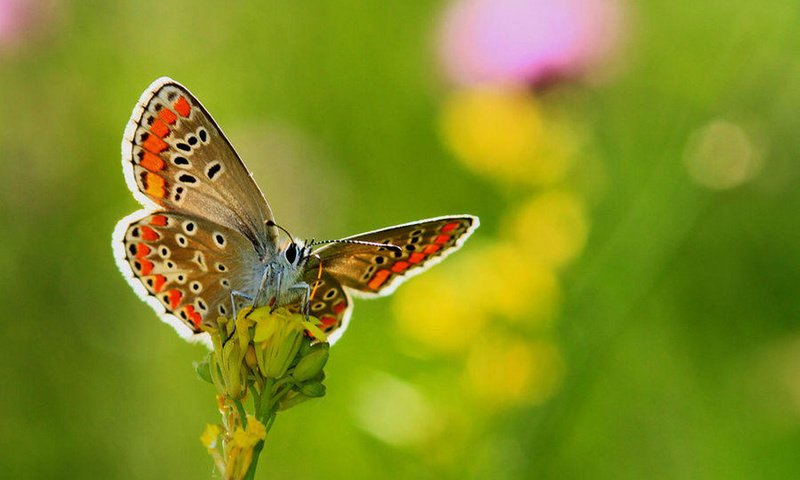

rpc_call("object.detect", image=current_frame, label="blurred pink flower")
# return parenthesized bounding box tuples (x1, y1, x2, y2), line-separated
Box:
(0, 0, 57, 51)
(438, 0, 624, 87)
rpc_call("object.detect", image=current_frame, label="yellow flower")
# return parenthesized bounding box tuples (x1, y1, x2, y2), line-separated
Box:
(249, 307, 325, 378)
(392, 240, 562, 353)
(227, 416, 267, 479)
(229, 416, 266, 449)
(439, 88, 576, 186)
(393, 270, 489, 354)
(199, 306, 332, 479)
(506, 190, 589, 270)
(464, 336, 564, 409)
(466, 242, 561, 327)
(200, 424, 221, 449)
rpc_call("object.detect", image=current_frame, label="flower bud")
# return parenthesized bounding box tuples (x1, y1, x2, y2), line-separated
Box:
(298, 337, 315, 357)
(300, 382, 326, 398)
(194, 357, 213, 384)
(244, 344, 258, 369)
(292, 343, 330, 382)
(222, 338, 246, 398)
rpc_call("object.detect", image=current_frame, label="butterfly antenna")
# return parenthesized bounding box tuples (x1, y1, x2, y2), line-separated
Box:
(266, 220, 296, 243)
(309, 238, 403, 253)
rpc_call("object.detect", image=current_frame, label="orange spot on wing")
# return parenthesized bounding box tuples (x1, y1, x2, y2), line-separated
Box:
(150, 118, 170, 138)
(423, 244, 441, 255)
(152, 274, 167, 293)
(183, 305, 202, 328)
(158, 107, 177, 125)
(368, 269, 391, 290)
(434, 234, 451, 245)
(135, 243, 150, 259)
(320, 315, 337, 328)
(139, 225, 160, 241)
(174, 96, 191, 117)
(139, 259, 153, 275)
(391, 261, 410, 273)
(441, 222, 460, 233)
(332, 301, 347, 314)
(144, 172, 166, 198)
(167, 289, 183, 309)
(149, 215, 168, 226)
(408, 252, 426, 264)
(139, 151, 165, 172)
(142, 134, 168, 153)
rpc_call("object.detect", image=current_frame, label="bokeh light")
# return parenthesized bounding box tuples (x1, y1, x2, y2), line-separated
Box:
(353, 373, 440, 447)
(683, 119, 765, 190)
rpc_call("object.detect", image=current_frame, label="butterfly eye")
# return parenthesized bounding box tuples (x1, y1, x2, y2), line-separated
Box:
(285, 243, 298, 264)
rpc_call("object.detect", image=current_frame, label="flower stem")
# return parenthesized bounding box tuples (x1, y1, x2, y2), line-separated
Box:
(243, 441, 263, 480)
(234, 398, 248, 428)
(243, 378, 277, 479)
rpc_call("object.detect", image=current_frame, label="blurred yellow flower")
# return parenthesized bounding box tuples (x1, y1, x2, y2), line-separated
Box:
(201, 423, 221, 449)
(392, 239, 563, 353)
(353, 373, 441, 447)
(392, 271, 489, 354)
(464, 336, 565, 409)
(506, 190, 589, 269)
(439, 88, 576, 186)
(226, 416, 267, 480)
(466, 242, 561, 327)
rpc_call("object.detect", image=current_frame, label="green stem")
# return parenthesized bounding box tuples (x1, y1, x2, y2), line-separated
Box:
(265, 413, 277, 432)
(257, 378, 276, 418)
(268, 385, 294, 412)
(244, 441, 265, 480)
(272, 376, 294, 391)
(243, 378, 277, 480)
(234, 398, 248, 428)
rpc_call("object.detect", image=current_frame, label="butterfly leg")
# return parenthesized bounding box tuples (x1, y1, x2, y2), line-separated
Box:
(251, 264, 274, 311)
(229, 290, 254, 321)
(269, 270, 283, 313)
(224, 290, 255, 345)
(287, 282, 311, 321)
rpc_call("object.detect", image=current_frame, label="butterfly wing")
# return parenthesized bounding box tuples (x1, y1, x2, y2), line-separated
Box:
(121, 77, 278, 252)
(311, 215, 479, 298)
(112, 211, 263, 340)
(300, 269, 353, 345)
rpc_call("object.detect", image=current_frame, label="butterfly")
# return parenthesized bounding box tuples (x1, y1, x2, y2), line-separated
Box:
(112, 77, 479, 345)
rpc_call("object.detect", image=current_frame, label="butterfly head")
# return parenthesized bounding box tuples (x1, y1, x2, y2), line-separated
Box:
(281, 240, 313, 268)
(266, 220, 312, 267)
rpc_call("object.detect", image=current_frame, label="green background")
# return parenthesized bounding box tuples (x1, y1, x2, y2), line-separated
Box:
(2, 0, 800, 478)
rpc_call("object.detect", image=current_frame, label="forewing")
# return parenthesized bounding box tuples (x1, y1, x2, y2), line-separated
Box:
(312, 215, 479, 297)
(113, 210, 262, 337)
(121, 77, 278, 251)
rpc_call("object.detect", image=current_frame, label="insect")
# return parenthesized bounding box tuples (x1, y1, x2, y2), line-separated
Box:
(112, 77, 479, 344)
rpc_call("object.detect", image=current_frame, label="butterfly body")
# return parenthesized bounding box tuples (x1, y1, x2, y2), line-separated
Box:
(113, 77, 478, 344)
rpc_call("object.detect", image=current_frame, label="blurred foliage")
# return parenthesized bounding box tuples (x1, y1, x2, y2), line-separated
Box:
(2, 0, 800, 479)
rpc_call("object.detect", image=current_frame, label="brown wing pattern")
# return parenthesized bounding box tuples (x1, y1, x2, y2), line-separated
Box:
(121, 77, 277, 250)
(312, 215, 479, 298)
(299, 269, 352, 343)
(114, 211, 262, 333)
